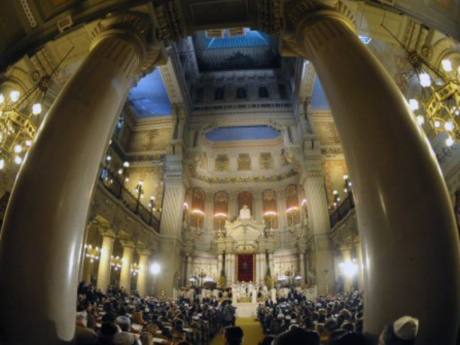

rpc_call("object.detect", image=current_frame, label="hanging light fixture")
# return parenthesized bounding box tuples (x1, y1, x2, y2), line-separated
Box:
(0, 47, 74, 169)
(381, 25, 460, 147)
(405, 54, 460, 147)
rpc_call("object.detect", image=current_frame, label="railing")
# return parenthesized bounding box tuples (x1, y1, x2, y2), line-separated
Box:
(330, 193, 355, 228)
(192, 101, 292, 112)
(99, 169, 160, 232)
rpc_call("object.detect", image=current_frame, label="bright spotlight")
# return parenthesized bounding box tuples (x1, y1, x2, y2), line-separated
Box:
(339, 260, 359, 279)
(150, 262, 161, 275)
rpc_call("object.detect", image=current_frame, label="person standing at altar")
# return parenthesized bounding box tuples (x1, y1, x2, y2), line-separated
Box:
(239, 205, 251, 220)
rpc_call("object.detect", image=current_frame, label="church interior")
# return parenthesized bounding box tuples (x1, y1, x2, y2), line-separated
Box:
(0, 0, 459, 344)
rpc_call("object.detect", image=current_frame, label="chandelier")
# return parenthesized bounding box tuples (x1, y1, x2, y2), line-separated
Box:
(0, 48, 72, 170)
(407, 53, 460, 147)
(381, 24, 460, 147)
(0, 83, 43, 169)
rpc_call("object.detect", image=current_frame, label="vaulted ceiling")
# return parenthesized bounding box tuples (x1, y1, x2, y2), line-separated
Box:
(1, 0, 459, 71)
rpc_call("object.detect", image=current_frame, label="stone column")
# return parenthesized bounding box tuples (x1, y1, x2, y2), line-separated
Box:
(299, 252, 306, 285)
(260, 254, 266, 285)
(255, 253, 260, 283)
(97, 231, 116, 293)
(227, 254, 235, 284)
(120, 241, 135, 292)
(137, 249, 151, 297)
(158, 155, 185, 296)
(268, 253, 274, 278)
(186, 255, 193, 284)
(0, 13, 161, 345)
(217, 254, 224, 280)
(303, 173, 335, 295)
(293, 9, 460, 343)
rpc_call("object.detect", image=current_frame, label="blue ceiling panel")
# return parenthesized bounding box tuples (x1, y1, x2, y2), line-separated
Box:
(206, 30, 269, 49)
(206, 125, 280, 141)
(129, 69, 172, 117)
(311, 79, 330, 110)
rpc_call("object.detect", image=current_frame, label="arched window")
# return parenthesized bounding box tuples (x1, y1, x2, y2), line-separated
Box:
(259, 86, 269, 98)
(195, 87, 204, 103)
(191, 188, 205, 229)
(278, 84, 287, 99)
(238, 191, 253, 215)
(286, 184, 300, 226)
(236, 87, 247, 99)
(214, 87, 224, 100)
(263, 190, 278, 229)
(213, 191, 228, 230)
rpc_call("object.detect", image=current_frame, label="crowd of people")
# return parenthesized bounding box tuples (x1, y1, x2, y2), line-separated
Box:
(254, 290, 418, 345)
(75, 283, 419, 345)
(75, 282, 235, 345)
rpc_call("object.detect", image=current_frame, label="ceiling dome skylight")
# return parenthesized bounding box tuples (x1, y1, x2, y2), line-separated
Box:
(129, 69, 172, 118)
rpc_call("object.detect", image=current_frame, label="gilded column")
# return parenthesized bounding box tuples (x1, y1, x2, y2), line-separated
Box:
(288, 5, 460, 343)
(119, 240, 135, 292)
(137, 249, 151, 297)
(0, 13, 163, 345)
(97, 230, 116, 293)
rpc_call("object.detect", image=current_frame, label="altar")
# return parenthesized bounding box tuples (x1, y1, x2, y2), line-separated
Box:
(215, 205, 275, 289)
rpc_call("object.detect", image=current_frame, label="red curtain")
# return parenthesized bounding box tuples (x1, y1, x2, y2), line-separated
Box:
(237, 254, 254, 282)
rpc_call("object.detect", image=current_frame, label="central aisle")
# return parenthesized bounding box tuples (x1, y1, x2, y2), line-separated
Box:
(211, 317, 264, 345)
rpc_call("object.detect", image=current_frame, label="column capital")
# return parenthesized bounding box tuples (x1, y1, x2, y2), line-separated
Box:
(120, 240, 135, 249)
(281, 1, 356, 58)
(301, 170, 325, 184)
(99, 228, 116, 239)
(137, 248, 151, 257)
(90, 12, 167, 76)
(152, 0, 187, 41)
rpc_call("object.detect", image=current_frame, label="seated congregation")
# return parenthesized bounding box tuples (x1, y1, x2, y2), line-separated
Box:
(75, 283, 418, 345)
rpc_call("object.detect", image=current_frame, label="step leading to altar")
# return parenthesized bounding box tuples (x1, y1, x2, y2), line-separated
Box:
(235, 302, 258, 318)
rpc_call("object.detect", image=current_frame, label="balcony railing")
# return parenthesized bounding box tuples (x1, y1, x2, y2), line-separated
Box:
(330, 194, 355, 228)
(99, 169, 160, 232)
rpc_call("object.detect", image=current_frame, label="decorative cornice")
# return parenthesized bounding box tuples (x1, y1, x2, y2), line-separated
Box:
(282, 0, 356, 58)
(257, 0, 283, 34)
(153, 0, 186, 42)
(189, 168, 298, 184)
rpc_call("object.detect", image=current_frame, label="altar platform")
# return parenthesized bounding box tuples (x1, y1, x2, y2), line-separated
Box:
(235, 302, 258, 318)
